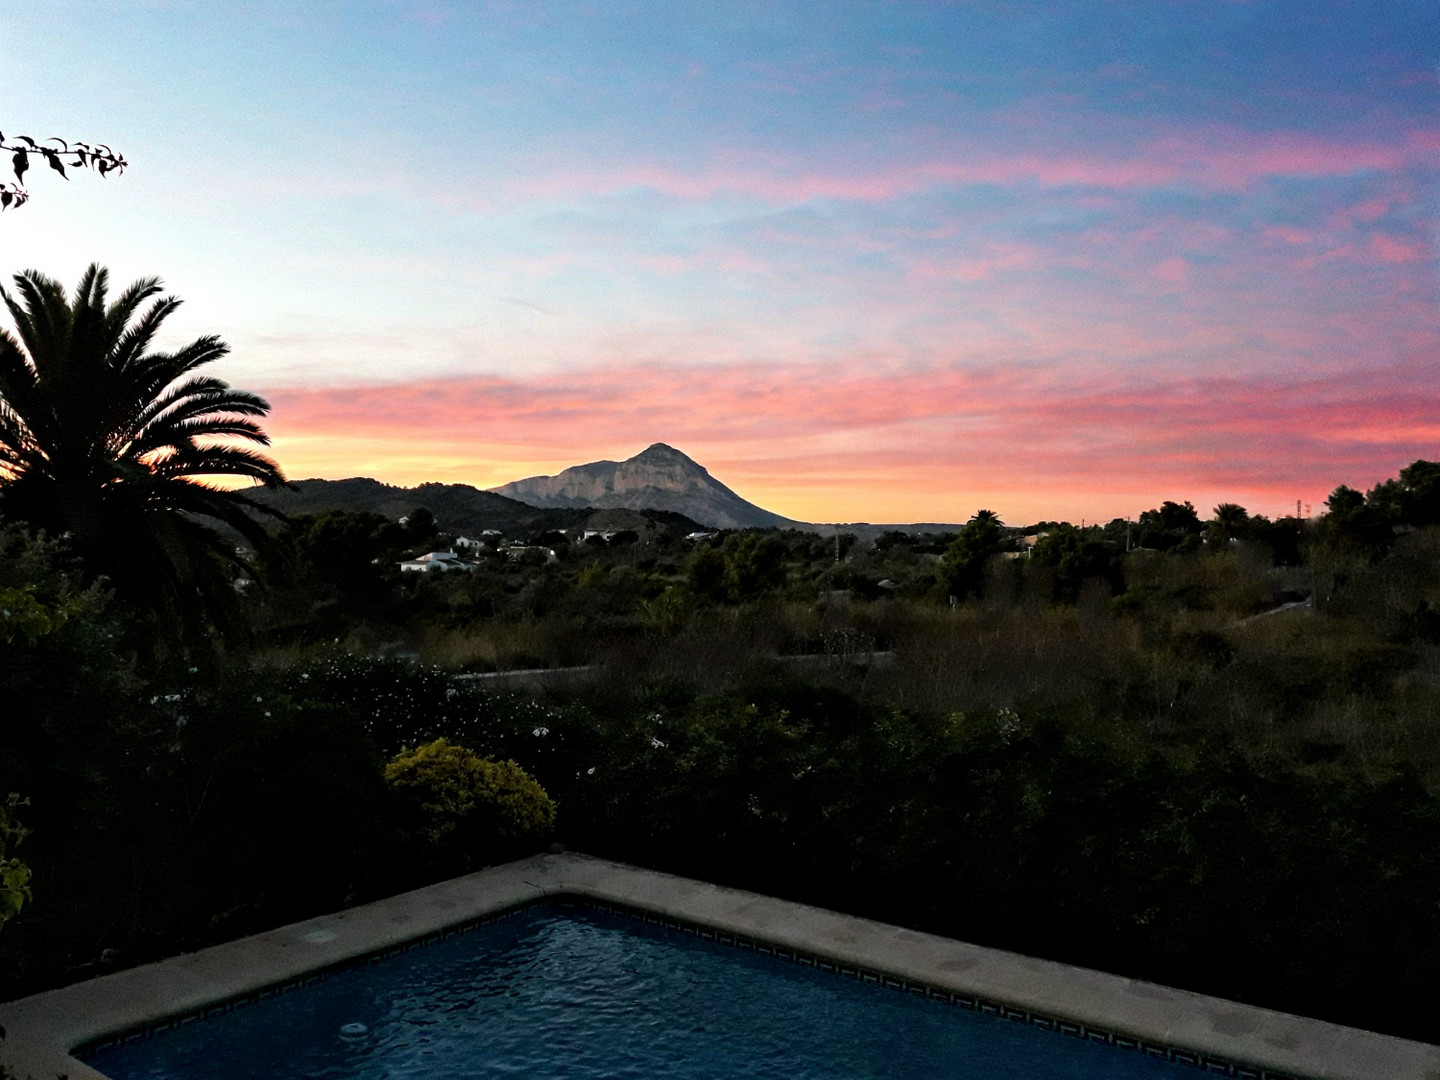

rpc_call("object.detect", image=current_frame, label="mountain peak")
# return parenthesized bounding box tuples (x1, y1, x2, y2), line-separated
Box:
(633, 442, 703, 469)
(489, 444, 797, 530)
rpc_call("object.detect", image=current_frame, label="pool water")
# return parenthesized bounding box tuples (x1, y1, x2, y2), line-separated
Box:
(86, 905, 1208, 1079)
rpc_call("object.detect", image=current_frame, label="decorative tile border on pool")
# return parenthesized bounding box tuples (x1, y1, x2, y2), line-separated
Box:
(574, 897, 1301, 1080)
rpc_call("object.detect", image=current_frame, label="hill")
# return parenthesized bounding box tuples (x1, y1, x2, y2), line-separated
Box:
(248, 478, 546, 534)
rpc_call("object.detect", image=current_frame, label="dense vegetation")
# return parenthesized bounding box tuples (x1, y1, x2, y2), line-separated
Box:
(2, 285, 1440, 1048)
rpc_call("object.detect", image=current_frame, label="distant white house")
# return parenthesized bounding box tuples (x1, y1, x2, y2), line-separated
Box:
(453, 535, 486, 550)
(685, 531, 718, 542)
(399, 550, 473, 573)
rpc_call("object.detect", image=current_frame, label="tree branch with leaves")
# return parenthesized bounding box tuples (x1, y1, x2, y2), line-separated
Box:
(0, 793, 30, 933)
(1, 133, 126, 210)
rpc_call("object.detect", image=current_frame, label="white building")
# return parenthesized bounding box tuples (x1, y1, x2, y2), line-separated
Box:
(399, 550, 473, 573)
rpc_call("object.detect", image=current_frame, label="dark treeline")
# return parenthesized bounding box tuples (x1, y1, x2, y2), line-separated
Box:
(5, 455, 1440, 1046)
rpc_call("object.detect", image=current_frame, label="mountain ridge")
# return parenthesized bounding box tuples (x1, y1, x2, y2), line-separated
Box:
(247, 448, 968, 540)
(245, 477, 563, 535)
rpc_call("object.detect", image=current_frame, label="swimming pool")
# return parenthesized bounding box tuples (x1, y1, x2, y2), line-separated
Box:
(4, 854, 1429, 1080)
(85, 902, 1204, 1079)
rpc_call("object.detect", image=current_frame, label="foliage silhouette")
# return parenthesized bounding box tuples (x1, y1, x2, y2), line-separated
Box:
(1203, 502, 1249, 547)
(0, 133, 126, 210)
(0, 265, 286, 648)
(1368, 460, 1440, 528)
(1030, 523, 1121, 601)
(1137, 500, 1202, 550)
(937, 509, 1005, 599)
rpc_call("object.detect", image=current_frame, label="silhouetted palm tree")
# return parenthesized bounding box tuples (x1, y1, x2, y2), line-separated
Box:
(1206, 502, 1250, 547)
(0, 264, 285, 644)
(938, 508, 1007, 600)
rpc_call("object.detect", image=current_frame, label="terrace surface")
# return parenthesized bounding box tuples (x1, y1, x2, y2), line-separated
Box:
(2, 852, 1435, 1080)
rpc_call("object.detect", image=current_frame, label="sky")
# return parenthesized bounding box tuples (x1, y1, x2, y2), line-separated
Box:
(2, 1, 1437, 525)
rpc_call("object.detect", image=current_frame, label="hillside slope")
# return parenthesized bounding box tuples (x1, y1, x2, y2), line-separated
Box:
(249, 478, 562, 534)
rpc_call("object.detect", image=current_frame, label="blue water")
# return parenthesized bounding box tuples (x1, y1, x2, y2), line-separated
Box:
(87, 905, 1208, 1079)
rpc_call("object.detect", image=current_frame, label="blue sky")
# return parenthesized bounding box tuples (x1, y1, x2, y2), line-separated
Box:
(2, 1, 1437, 523)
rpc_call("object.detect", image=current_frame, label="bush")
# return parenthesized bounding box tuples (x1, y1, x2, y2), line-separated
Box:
(385, 739, 555, 872)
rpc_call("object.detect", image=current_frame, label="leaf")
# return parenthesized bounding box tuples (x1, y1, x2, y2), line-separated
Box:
(43, 149, 67, 179)
(1, 192, 10, 209)
(17, 135, 34, 147)
(11, 150, 26, 182)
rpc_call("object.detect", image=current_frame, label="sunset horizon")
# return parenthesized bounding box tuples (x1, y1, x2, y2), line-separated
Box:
(4, 2, 1435, 527)
(260, 430, 1403, 530)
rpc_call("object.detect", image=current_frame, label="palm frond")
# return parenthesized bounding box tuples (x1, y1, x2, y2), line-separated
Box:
(102, 273, 163, 344)
(2, 272, 68, 372)
(0, 326, 38, 388)
(151, 442, 285, 484)
(142, 333, 231, 383)
(133, 417, 269, 459)
(126, 340, 233, 413)
(130, 376, 268, 431)
(110, 296, 183, 377)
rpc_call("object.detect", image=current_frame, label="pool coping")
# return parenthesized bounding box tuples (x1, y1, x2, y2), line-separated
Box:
(0, 852, 1435, 1080)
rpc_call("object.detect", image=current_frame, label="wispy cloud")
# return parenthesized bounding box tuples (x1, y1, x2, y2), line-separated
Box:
(491, 124, 1440, 208)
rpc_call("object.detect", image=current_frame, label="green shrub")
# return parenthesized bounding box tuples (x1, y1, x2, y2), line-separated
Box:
(385, 739, 555, 871)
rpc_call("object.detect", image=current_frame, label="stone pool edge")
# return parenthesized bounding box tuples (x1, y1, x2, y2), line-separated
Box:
(0, 852, 1433, 1080)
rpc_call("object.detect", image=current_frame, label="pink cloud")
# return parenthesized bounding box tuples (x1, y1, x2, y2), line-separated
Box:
(1367, 234, 1428, 264)
(1262, 226, 1312, 245)
(502, 124, 1440, 207)
(1150, 256, 1190, 285)
(905, 243, 1056, 282)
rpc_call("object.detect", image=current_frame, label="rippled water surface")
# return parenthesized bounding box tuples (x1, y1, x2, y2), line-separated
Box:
(88, 905, 1203, 1079)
